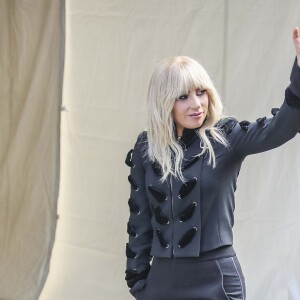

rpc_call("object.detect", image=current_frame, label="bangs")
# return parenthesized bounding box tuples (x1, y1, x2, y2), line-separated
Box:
(166, 61, 209, 100)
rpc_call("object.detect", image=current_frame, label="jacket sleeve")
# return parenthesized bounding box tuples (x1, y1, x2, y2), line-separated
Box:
(124, 132, 153, 294)
(225, 56, 300, 158)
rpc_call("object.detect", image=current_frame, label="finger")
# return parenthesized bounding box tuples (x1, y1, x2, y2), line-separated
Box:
(293, 27, 299, 39)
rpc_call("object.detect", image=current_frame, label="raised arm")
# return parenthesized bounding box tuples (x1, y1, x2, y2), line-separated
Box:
(124, 132, 153, 296)
(222, 28, 300, 158)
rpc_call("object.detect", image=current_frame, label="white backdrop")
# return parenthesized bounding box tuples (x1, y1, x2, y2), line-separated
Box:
(40, 1, 300, 299)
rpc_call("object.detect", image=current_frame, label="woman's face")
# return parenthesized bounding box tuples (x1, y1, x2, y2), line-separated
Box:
(172, 88, 209, 136)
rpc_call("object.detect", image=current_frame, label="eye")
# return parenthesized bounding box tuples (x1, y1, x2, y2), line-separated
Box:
(177, 94, 189, 100)
(196, 89, 206, 96)
(177, 89, 207, 101)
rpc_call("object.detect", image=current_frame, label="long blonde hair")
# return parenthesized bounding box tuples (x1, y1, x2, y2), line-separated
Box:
(145, 56, 229, 184)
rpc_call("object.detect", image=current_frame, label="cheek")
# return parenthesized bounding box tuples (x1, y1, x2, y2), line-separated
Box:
(203, 96, 209, 111)
(172, 102, 181, 119)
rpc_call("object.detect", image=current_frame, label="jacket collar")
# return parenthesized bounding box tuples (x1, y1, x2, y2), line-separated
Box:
(173, 123, 200, 147)
(173, 119, 227, 147)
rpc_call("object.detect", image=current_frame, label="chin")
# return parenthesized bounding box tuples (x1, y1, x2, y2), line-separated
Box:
(191, 121, 205, 128)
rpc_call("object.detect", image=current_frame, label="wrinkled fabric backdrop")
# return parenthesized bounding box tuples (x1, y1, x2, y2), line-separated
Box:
(1, 0, 300, 299)
(0, 0, 64, 299)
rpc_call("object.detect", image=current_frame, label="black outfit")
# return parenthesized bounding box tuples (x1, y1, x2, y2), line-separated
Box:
(124, 57, 300, 299)
(135, 246, 245, 300)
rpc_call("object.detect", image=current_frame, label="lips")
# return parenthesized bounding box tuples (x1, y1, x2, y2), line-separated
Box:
(189, 112, 203, 116)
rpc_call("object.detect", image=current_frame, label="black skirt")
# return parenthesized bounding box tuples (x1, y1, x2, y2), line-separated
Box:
(132, 246, 246, 300)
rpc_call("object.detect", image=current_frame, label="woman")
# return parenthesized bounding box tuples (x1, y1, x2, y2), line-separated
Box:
(124, 27, 300, 300)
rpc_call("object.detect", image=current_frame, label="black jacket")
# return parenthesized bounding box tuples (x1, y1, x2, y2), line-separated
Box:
(124, 57, 300, 293)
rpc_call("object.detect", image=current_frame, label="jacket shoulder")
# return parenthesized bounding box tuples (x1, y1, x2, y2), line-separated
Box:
(216, 117, 239, 134)
(134, 130, 149, 162)
(135, 130, 148, 150)
(136, 130, 148, 142)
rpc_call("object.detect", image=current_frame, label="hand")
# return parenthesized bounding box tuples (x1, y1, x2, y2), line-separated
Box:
(293, 27, 300, 67)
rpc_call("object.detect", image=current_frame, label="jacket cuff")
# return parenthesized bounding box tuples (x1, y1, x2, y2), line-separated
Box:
(129, 279, 146, 296)
(289, 56, 300, 98)
(125, 265, 151, 288)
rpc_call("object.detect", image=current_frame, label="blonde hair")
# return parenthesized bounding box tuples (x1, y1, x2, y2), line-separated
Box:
(145, 56, 229, 184)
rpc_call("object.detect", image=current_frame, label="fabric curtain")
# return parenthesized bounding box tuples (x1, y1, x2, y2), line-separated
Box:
(0, 0, 65, 299)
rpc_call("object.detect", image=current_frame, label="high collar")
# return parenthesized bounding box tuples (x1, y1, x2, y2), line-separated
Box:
(173, 123, 200, 147)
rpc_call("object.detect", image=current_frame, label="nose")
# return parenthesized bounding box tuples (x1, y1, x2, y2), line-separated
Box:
(190, 93, 202, 109)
